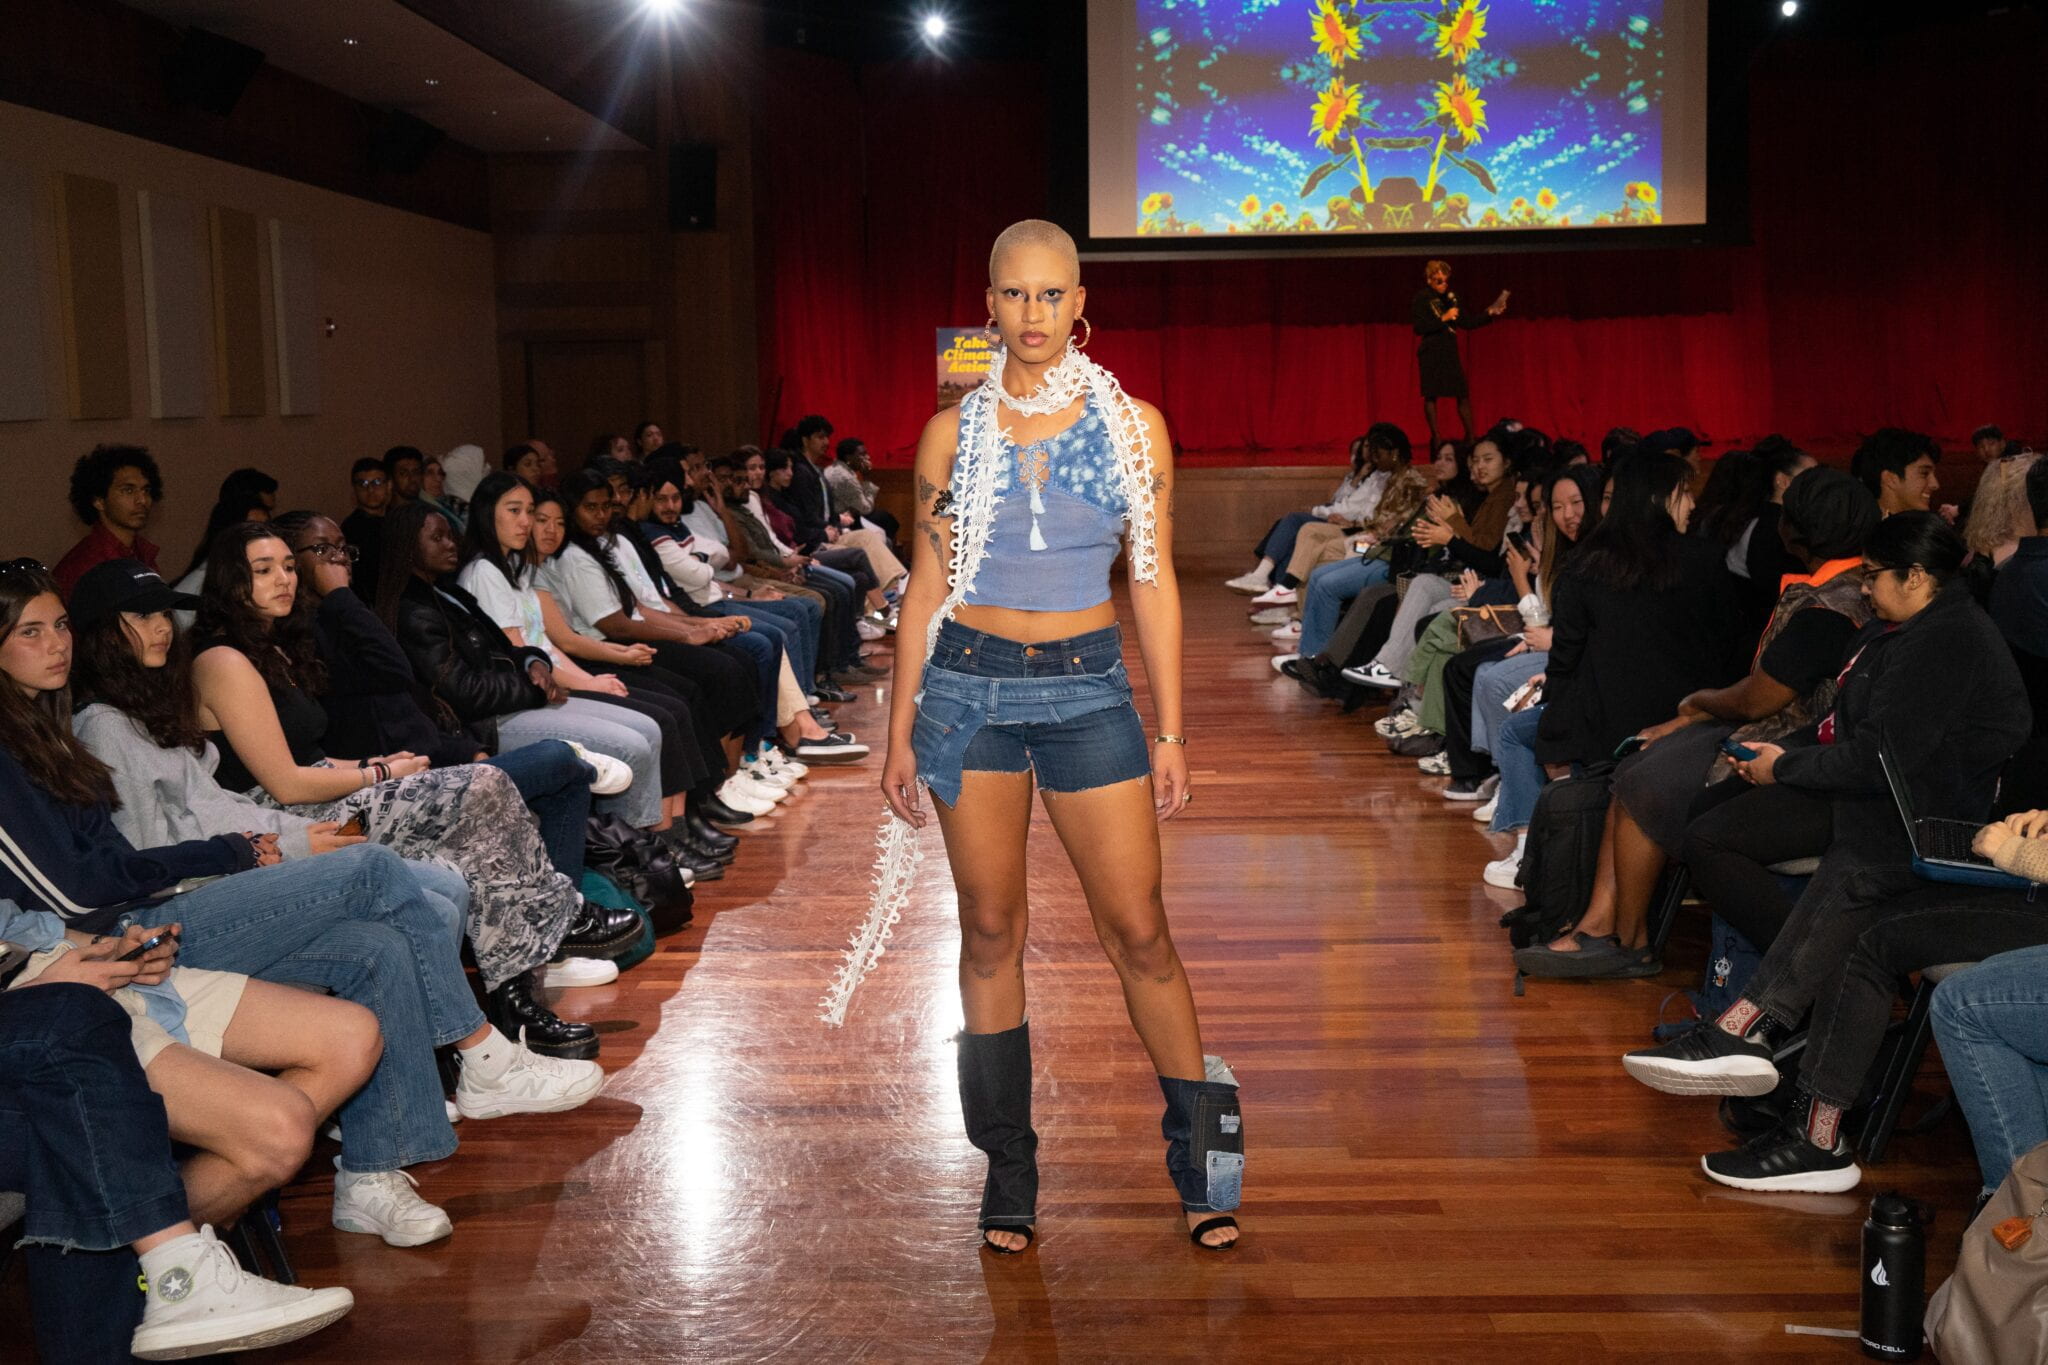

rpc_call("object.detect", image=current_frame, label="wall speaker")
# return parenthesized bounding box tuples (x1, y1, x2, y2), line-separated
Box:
(367, 111, 446, 176)
(669, 144, 717, 231)
(165, 27, 264, 117)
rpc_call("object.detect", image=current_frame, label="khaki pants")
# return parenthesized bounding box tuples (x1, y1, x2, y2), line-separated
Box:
(835, 527, 907, 587)
(1286, 522, 1356, 588)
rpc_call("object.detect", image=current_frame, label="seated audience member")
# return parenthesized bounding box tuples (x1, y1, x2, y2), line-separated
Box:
(763, 447, 905, 609)
(341, 455, 392, 599)
(1515, 467, 1879, 977)
(1932, 899, 2048, 1200)
(384, 445, 425, 508)
(185, 524, 634, 1056)
(1262, 427, 1415, 608)
(1850, 426, 1942, 516)
(0, 974, 354, 1361)
(1227, 432, 1393, 597)
(1344, 431, 1519, 691)
(1430, 465, 1602, 796)
(636, 421, 666, 458)
(1974, 423, 2015, 465)
(784, 414, 907, 587)
(0, 560, 601, 1251)
(1724, 437, 1818, 607)
(1963, 448, 2040, 570)
(825, 437, 900, 544)
(1480, 452, 1744, 886)
(1991, 459, 2048, 658)
(1622, 512, 2030, 1188)
(175, 466, 278, 593)
(419, 450, 468, 532)
(1640, 426, 1704, 477)
(505, 438, 559, 488)
(1282, 437, 1461, 667)
(590, 431, 635, 464)
(53, 445, 164, 595)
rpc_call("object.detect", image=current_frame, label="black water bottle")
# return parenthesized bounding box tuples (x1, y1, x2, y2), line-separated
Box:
(1860, 1192, 1926, 1361)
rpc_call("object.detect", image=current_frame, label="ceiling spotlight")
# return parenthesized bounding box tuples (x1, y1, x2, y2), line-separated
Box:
(424, 77, 440, 86)
(644, 0, 681, 15)
(1779, 0, 1797, 14)
(341, 37, 359, 46)
(921, 13, 948, 41)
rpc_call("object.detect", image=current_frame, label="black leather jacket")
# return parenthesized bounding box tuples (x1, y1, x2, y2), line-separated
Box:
(393, 576, 552, 742)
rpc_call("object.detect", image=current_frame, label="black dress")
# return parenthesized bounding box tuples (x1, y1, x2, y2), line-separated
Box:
(1411, 287, 1494, 399)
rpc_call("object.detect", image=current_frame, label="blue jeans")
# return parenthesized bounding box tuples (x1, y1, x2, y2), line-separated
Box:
(713, 597, 818, 690)
(1490, 704, 1548, 833)
(485, 738, 594, 882)
(130, 845, 481, 1173)
(0, 985, 179, 1362)
(1471, 652, 1547, 756)
(1932, 945, 2048, 1195)
(497, 701, 661, 829)
(1300, 556, 1391, 660)
(706, 622, 783, 743)
(1259, 511, 1318, 565)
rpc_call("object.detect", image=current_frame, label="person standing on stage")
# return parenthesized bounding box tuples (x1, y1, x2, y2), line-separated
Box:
(1412, 258, 1508, 450)
(835, 219, 1244, 1253)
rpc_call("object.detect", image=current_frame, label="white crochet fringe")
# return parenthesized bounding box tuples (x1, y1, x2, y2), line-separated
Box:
(817, 342, 1160, 1027)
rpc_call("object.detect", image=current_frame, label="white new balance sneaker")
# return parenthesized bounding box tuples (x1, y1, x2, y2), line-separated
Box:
(454, 1030, 605, 1120)
(742, 755, 797, 790)
(566, 743, 633, 796)
(130, 1227, 353, 1360)
(727, 770, 788, 806)
(714, 776, 777, 816)
(332, 1159, 453, 1248)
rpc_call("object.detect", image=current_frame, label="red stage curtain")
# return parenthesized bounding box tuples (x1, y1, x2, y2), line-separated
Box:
(759, 22, 2048, 466)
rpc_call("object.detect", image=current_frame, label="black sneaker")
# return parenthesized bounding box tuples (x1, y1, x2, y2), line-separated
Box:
(1622, 1020, 1780, 1096)
(1702, 1116, 1861, 1193)
(1442, 778, 1486, 802)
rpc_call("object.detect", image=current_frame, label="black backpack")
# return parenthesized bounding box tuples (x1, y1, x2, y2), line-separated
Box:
(1501, 762, 1616, 974)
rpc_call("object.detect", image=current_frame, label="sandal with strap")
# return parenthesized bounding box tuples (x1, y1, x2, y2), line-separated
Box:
(981, 1223, 1036, 1255)
(1188, 1215, 1239, 1250)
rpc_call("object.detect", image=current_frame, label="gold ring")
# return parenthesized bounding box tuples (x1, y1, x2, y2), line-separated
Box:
(1182, 792, 1193, 804)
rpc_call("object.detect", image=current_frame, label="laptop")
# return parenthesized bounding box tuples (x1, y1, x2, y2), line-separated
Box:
(1881, 743, 2037, 892)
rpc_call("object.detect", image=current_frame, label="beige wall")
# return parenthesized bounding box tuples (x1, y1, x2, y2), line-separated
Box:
(0, 101, 499, 570)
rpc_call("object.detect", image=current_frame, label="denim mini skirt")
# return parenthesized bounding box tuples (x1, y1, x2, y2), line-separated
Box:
(912, 620, 1150, 807)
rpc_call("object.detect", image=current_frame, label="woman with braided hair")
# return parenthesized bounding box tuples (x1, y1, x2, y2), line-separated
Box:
(825, 220, 1244, 1253)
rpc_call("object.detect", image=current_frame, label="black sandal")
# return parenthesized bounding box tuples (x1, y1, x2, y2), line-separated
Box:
(1188, 1215, 1239, 1250)
(981, 1224, 1036, 1255)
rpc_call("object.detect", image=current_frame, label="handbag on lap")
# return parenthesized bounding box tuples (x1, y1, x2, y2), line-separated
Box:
(1453, 604, 1525, 649)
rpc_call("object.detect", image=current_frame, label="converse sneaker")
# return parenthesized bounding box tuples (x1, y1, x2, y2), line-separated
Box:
(130, 1226, 353, 1360)
(1418, 751, 1452, 776)
(1248, 607, 1292, 626)
(332, 1159, 454, 1247)
(1269, 621, 1302, 643)
(1472, 795, 1498, 822)
(543, 955, 620, 988)
(566, 742, 633, 796)
(454, 1029, 605, 1120)
(1622, 1020, 1781, 1097)
(1249, 584, 1298, 606)
(1482, 832, 1526, 889)
(1701, 1114, 1862, 1193)
(1224, 570, 1271, 594)
(1341, 661, 1402, 690)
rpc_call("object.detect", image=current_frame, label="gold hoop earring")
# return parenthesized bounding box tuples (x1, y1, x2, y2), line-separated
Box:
(1075, 316, 1093, 349)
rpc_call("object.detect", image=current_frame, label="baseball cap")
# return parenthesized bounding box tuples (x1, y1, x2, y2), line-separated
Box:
(67, 559, 199, 629)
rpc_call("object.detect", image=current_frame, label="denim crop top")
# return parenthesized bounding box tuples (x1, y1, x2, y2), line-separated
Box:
(959, 397, 1128, 611)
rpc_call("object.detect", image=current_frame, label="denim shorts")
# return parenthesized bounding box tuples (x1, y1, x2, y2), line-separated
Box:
(913, 620, 1151, 807)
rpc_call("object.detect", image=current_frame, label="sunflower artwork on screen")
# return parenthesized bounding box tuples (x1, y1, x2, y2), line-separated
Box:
(1133, 1, 1668, 237)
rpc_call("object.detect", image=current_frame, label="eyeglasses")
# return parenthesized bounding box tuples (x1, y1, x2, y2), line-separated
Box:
(298, 542, 359, 564)
(353, 477, 389, 489)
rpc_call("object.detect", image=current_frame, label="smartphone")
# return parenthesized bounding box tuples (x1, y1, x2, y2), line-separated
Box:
(1507, 529, 1535, 557)
(1719, 738, 1761, 762)
(119, 929, 178, 963)
(1612, 735, 1647, 760)
(336, 813, 367, 837)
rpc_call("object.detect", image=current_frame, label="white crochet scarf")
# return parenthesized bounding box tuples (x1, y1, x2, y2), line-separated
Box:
(818, 342, 1161, 1026)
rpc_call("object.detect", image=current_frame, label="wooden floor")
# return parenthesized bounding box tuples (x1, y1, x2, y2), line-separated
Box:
(217, 565, 1985, 1360)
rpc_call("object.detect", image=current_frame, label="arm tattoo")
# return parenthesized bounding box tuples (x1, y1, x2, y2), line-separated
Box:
(916, 474, 938, 505)
(1150, 471, 1173, 520)
(918, 519, 944, 558)
(930, 488, 955, 518)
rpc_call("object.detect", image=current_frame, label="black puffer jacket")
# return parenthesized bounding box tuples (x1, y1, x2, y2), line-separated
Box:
(392, 576, 552, 745)
(1774, 581, 2032, 861)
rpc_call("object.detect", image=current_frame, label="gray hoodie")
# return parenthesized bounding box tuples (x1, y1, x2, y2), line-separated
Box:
(73, 704, 318, 860)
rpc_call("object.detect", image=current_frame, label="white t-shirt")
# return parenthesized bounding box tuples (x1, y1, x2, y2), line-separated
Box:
(544, 544, 640, 639)
(457, 558, 562, 666)
(604, 537, 670, 616)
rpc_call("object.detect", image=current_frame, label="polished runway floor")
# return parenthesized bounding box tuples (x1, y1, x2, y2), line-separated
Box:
(244, 565, 1975, 1360)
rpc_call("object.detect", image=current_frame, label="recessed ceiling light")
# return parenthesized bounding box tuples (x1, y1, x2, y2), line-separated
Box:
(341, 37, 359, 46)
(424, 78, 440, 86)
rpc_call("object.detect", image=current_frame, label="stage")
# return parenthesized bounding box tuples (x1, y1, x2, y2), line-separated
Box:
(223, 566, 1979, 1362)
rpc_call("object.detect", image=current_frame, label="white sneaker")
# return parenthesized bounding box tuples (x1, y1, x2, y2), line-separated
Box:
(454, 1030, 605, 1120)
(855, 618, 885, 641)
(1418, 751, 1451, 776)
(765, 749, 808, 780)
(1483, 833, 1527, 889)
(1224, 571, 1271, 594)
(742, 756, 797, 790)
(1248, 607, 1292, 626)
(1373, 707, 1415, 738)
(714, 776, 777, 815)
(446, 1099, 460, 1123)
(131, 1227, 354, 1360)
(567, 742, 633, 796)
(1341, 661, 1403, 690)
(1268, 621, 1302, 642)
(1249, 584, 1298, 606)
(1270, 653, 1299, 674)
(332, 1159, 453, 1247)
(544, 955, 620, 988)
(728, 770, 788, 805)
(1478, 773, 1501, 801)
(1473, 795, 1498, 822)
